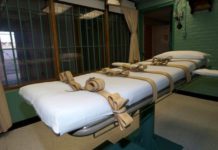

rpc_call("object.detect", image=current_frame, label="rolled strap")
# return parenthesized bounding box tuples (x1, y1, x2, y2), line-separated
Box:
(101, 68, 120, 76)
(152, 57, 171, 65)
(122, 64, 146, 72)
(100, 68, 129, 77)
(84, 77, 105, 92)
(152, 57, 199, 69)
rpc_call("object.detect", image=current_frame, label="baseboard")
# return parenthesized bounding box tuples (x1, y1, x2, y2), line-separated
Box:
(175, 90, 218, 102)
(9, 116, 40, 131)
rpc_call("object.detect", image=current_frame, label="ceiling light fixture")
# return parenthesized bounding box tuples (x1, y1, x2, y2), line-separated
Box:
(80, 10, 104, 20)
(43, 3, 71, 15)
(106, 0, 121, 6)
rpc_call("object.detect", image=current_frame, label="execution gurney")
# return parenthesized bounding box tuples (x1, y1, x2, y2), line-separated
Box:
(19, 51, 209, 136)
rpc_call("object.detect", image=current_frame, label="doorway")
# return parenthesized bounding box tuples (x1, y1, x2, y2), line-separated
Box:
(143, 6, 173, 59)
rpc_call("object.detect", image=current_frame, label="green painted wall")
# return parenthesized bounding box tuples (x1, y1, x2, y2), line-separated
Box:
(5, 89, 37, 123)
(137, 0, 218, 69)
(174, 1, 218, 69)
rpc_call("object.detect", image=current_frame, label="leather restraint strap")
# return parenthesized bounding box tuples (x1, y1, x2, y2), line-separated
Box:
(165, 64, 191, 82)
(99, 68, 158, 102)
(122, 64, 145, 72)
(143, 70, 174, 92)
(150, 58, 192, 82)
(169, 59, 198, 68)
(100, 68, 129, 77)
(59, 71, 82, 91)
(122, 64, 174, 101)
(84, 77, 133, 130)
(150, 57, 199, 68)
(120, 64, 174, 92)
(127, 75, 158, 102)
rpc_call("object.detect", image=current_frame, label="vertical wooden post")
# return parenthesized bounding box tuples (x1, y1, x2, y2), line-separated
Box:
(49, 0, 60, 78)
(104, 0, 110, 66)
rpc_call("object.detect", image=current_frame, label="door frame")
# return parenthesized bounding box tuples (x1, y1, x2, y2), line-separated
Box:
(138, 2, 175, 60)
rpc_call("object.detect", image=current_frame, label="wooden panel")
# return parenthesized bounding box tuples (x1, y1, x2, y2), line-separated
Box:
(104, 1, 110, 66)
(144, 25, 152, 59)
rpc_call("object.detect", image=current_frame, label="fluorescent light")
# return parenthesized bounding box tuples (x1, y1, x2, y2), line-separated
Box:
(106, 0, 121, 6)
(80, 10, 104, 20)
(43, 3, 71, 14)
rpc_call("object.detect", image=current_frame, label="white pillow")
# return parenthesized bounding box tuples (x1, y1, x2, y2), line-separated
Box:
(154, 50, 209, 60)
(193, 69, 218, 77)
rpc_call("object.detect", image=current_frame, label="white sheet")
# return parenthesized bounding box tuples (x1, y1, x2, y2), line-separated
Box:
(19, 60, 205, 135)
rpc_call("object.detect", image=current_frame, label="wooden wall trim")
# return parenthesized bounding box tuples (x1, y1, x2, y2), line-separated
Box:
(49, 0, 61, 78)
(104, 0, 110, 66)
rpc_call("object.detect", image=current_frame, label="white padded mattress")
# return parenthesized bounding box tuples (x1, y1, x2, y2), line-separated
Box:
(19, 60, 204, 135)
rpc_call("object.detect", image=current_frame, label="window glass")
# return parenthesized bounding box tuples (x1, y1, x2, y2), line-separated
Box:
(0, 1, 130, 87)
(109, 12, 130, 63)
(56, 5, 106, 73)
(0, 0, 54, 86)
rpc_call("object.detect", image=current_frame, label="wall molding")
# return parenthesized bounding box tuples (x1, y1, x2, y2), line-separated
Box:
(59, 0, 135, 14)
